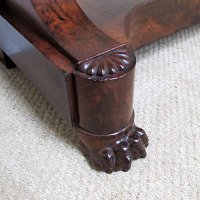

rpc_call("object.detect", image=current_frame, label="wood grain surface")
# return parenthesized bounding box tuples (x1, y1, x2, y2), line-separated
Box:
(0, 0, 199, 172)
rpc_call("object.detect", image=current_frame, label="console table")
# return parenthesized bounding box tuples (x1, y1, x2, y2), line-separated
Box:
(0, 0, 199, 173)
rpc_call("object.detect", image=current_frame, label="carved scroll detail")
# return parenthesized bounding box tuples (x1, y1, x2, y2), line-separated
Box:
(78, 45, 135, 77)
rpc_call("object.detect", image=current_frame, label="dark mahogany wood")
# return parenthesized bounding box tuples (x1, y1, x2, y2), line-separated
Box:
(0, 0, 199, 173)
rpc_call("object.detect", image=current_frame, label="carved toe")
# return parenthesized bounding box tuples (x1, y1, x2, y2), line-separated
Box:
(79, 123, 148, 173)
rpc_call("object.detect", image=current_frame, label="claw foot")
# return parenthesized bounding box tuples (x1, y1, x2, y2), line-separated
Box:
(78, 116, 148, 173)
(91, 126, 148, 173)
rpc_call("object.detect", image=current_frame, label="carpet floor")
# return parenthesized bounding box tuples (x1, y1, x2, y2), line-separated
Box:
(0, 25, 200, 200)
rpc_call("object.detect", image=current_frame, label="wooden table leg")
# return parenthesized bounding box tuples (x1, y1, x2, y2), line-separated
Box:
(73, 45, 148, 173)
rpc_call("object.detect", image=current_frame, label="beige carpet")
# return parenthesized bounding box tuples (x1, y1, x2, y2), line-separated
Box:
(0, 25, 200, 200)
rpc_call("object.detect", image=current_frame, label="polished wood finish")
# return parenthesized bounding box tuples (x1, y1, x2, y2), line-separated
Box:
(78, 114, 148, 173)
(77, 0, 200, 48)
(0, 14, 74, 124)
(0, 0, 199, 173)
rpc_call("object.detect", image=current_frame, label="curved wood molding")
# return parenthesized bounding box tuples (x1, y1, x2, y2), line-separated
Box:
(126, 0, 200, 49)
(76, 0, 200, 50)
(30, 0, 120, 62)
(29, 0, 200, 59)
(5, 0, 200, 65)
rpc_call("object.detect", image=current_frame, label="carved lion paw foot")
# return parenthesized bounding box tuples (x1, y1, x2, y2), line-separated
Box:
(92, 126, 148, 173)
(78, 123, 148, 173)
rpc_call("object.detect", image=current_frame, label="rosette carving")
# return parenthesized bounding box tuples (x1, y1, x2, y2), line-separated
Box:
(78, 46, 135, 77)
